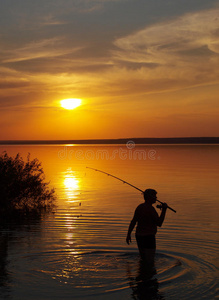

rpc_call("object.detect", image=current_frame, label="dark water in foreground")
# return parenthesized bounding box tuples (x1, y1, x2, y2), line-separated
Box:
(0, 144, 218, 299)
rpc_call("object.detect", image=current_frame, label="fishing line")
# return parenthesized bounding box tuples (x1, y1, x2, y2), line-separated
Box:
(86, 167, 176, 213)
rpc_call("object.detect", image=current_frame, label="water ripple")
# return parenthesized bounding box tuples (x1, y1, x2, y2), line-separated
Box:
(5, 248, 218, 300)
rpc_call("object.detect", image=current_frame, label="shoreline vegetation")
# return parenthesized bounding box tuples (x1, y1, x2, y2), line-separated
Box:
(0, 152, 56, 220)
(0, 137, 218, 145)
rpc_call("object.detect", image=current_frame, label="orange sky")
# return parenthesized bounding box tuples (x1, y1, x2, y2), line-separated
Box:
(0, 1, 218, 139)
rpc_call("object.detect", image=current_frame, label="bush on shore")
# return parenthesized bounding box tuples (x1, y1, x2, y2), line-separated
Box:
(0, 152, 56, 217)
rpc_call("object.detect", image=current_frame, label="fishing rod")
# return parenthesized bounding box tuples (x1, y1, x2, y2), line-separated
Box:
(86, 167, 176, 213)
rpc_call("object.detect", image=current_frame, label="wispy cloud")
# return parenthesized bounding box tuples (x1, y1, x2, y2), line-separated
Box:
(39, 14, 68, 26)
(2, 37, 80, 63)
(114, 7, 219, 59)
(113, 7, 219, 90)
(62, 0, 127, 13)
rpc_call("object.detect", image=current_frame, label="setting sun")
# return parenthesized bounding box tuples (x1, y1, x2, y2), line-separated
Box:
(60, 98, 82, 110)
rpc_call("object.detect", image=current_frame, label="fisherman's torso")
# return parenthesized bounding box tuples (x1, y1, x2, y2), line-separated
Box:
(135, 203, 159, 236)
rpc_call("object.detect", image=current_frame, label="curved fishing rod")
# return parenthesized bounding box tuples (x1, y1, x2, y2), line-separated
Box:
(86, 167, 176, 213)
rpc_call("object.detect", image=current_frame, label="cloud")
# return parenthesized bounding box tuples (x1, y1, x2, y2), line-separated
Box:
(60, 0, 127, 13)
(114, 7, 219, 58)
(0, 81, 29, 89)
(112, 7, 219, 90)
(0, 67, 31, 98)
(2, 37, 80, 63)
(39, 14, 68, 26)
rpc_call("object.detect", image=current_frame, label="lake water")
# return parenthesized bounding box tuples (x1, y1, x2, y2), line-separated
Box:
(0, 144, 218, 299)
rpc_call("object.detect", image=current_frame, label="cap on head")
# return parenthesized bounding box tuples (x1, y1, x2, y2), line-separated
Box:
(143, 189, 157, 201)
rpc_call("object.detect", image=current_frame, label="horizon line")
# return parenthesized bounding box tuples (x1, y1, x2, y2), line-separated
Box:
(0, 137, 218, 145)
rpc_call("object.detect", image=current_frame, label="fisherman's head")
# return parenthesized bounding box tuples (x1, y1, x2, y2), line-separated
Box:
(143, 189, 157, 203)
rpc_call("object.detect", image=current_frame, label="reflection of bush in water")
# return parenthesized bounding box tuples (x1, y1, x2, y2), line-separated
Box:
(0, 152, 56, 218)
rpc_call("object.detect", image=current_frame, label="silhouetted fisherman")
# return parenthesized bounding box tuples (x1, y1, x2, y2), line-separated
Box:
(126, 189, 167, 264)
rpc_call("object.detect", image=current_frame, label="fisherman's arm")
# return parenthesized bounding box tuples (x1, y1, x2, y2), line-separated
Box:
(126, 215, 137, 245)
(157, 203, 168, 227)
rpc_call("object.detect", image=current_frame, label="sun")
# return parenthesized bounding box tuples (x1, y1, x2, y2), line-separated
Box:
(60, 98, 82, 110)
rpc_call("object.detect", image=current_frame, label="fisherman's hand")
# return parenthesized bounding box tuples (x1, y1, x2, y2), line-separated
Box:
(162, 203, 168, 211)
(126, 234, 131, 245)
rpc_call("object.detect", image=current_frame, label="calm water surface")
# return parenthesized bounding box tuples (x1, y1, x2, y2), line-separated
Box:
(0, 144, 218, 299)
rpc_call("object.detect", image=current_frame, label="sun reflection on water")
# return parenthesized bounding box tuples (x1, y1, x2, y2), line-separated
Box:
(63, 168, 80, 203)
(64, 177, 78, 189)
(61, 168, 83, 257)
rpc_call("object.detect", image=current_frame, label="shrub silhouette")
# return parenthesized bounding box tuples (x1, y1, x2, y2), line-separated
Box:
(0, 152, 56, 216)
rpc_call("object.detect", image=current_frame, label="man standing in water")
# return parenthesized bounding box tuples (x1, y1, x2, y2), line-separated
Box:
(126, 189, 167, 264)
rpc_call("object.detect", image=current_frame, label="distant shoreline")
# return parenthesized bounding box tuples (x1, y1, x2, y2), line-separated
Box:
(0, 137, 218, 145)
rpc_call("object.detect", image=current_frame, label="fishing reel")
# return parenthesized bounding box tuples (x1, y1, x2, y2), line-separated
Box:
(156, 204, 163, 210)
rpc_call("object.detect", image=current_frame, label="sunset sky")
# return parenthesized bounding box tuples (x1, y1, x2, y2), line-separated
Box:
(0, 0, 219, 140)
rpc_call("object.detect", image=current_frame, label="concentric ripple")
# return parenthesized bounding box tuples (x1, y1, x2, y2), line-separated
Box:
(5, 249, 218, 300)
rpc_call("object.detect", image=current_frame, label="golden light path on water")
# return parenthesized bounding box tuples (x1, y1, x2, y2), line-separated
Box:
(63, 168, 80, 203)
(61, 168, 82, 256)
